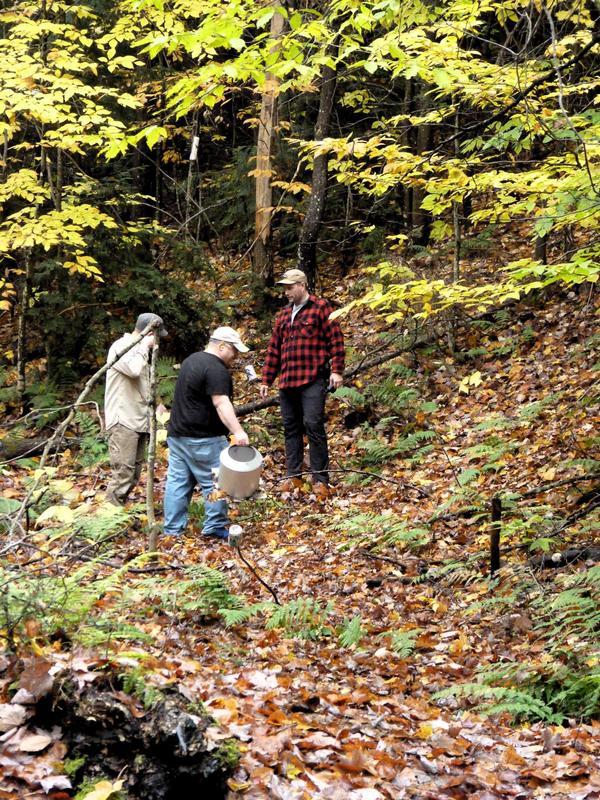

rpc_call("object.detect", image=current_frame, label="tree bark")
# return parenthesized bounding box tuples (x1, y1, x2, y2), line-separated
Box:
(16, 255, 32, 415)
(411, 89, 433, 244)
(254, 10, 285, 285)
(147, 339, 160, 551)
(296, 48, 338, 288)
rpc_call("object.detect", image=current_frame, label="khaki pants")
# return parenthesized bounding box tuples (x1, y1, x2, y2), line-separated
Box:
(106, 424, 149, 505)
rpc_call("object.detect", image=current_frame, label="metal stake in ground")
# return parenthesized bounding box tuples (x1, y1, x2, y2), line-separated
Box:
(490, 496, 502, 576)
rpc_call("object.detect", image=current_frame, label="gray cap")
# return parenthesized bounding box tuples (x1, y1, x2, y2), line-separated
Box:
(135, 313, 168, 337)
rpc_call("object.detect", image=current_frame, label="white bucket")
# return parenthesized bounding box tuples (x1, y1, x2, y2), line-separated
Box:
(218, 445, 263, 499)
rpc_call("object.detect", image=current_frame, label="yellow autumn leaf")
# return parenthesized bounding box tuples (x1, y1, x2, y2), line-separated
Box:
(36, 505, 75, 525)
(227, 779, 250, 791)
(430, 599, 448, 613)
(83, 780, 124, 800)
(449, 632, 470, 655)
(459, 370, 483, 394)
(416, 722, 433, 739)
(538, 466, 556, 481)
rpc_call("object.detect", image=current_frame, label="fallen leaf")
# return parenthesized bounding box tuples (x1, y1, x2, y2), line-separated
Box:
(0, 704, 28, 732)
(18, 731, 53, 752)
(35, 505, 75, 525)
(82, 779, 124, 800)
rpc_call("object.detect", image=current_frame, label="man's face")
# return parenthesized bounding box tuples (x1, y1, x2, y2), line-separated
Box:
(219, 342, 239, 367)
(284, 282, 307, 305)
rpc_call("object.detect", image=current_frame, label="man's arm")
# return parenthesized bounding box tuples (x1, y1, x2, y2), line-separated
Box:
(211, 395, 249, 445)
(260, 316, 283, 397)
(110, 336, 153, 378)
(321, 303, 345, 388)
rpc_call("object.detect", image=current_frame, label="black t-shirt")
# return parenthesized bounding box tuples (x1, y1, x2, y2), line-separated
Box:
(168, 352, 233, 438)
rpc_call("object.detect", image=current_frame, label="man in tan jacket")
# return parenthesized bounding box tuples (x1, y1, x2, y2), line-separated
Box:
(104, 312, 167, 505)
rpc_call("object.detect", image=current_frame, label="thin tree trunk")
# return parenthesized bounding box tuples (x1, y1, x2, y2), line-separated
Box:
(56, 148, 62, 212)
(155, 80, 165, 224)
(146, 340, 160, 551)
(2, 131, 8, 180)
(412, 125, 432, 243)
(296, 47, 338, 288)
(184, 113, 199, 234)
(16, 255, 32, 414)
(401, 78, 412, 225)
(448, 107, 461, 352)
(535, 234, 548, 264)
(254, 10, 285, 285)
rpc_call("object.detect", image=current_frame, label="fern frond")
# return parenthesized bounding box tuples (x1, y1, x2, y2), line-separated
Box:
(338, 615, 365, 648)
(266, 598, 334, 640)
(219, 602, 274, 628)
(388, 628, 420, 659)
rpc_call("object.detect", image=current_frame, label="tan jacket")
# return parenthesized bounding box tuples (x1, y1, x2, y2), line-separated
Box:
(105, 333, 150, 432)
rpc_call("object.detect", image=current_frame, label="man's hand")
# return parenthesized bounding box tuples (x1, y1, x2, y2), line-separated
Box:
(232, 430, 250, 446)
(140, 333, 155, 354)
(329, 372, 343, 390)
(259, 383, 269, 399)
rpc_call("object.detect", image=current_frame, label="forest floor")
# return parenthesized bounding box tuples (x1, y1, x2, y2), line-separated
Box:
(1, 275, 600, 799)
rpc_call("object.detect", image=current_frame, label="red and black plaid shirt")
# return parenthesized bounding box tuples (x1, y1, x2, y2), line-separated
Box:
(262, 295, 345, 389)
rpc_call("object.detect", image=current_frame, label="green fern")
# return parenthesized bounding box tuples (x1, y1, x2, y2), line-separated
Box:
(332, 386, 367, 408)
(331, 510, 430, 554)
(155, 356, 179, 406)
(368, 379, 419, 414)
(357, 429, 436, 466)
(218, 602, 274, 628)
(266, 598, 334, 640)
(338, 615, 365, 648)
(445, 564, 600, 723)
(475, 414, 515, 432)
(125, 565, 246, 621)
(464, 437, 517, 472)
(388, 628, 420, 658)
(434, 683, 558, 723)
(75, 411, 108, 467)
(72, 505, 134, 543)
(517, 392, 562, 421)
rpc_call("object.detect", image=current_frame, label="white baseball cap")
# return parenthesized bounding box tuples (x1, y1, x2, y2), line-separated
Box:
(211, 326, 249, 353)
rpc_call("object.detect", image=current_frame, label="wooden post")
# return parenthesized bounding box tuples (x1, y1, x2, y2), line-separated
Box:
(490, 496, 502, 575)
(146, 337, 160, 552)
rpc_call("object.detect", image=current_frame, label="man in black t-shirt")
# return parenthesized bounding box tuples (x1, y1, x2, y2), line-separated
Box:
(163, 327, 250, 539)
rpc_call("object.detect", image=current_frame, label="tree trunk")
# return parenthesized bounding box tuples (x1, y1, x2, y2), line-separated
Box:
(535, 234, 548, 264)
(185, 113, 199, 235)
(147, 340, 160, 551)
(411, 121, 432, 244)
(16, 255, 32, 414)
(254, 10, 285, 285)
(296, 49, 338, 289)
(401, 78, 413, 226)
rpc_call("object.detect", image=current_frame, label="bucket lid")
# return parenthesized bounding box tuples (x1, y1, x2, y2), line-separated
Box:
(227, 445, 260, 463)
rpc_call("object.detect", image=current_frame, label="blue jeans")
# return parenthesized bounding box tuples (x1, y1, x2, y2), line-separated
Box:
(163, 435, 228, 535)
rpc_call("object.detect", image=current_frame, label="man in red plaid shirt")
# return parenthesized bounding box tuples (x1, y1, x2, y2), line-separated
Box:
(260, 269, 345, 488)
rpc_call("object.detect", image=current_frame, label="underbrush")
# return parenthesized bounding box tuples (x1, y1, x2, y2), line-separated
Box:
(436, 564, 600, 723)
